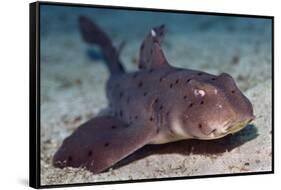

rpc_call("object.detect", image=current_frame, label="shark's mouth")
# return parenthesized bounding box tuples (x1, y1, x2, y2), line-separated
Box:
(203, 118, 254, 140)
(228, 120, 250, 134)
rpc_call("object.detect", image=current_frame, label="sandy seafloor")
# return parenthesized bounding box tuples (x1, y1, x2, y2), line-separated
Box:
(40, 5, 272, 185)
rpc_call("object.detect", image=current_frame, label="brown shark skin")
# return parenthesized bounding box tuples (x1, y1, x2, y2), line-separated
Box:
(107, 68, 254, 143)
(53, 16, 254, 174)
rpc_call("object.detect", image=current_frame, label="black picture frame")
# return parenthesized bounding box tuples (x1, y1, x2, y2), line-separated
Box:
(29, 1, 274, 188)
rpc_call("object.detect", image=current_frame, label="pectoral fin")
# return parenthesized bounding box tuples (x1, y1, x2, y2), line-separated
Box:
(53, 116, 155, 174)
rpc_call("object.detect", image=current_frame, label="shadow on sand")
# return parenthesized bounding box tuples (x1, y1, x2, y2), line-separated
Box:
(112, 124, 258, 170)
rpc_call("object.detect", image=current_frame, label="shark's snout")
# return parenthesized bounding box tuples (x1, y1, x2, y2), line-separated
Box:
(206, 115, 255, 139)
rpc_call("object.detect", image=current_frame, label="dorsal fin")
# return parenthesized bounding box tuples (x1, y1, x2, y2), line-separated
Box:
(138, 25, 170, 70)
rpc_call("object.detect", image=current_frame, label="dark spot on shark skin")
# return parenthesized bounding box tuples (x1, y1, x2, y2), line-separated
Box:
(133, 73, 138, 78)
(126, 97, 130, 104)
(211, 77, 216, 81)
(198, 72, 203, 76)
(68, 156, 72, 162)
(119, 110, 123, 117)
(200, 100, 204, 105)
(159, 77, 163, 82)
(150, 117, 154, 121)
(184, 95, 187, 100)
(231, 90, 235, 94)
(119, 92, 124, 98)
(166, 111, 170, 117)
(135, 115, 138, 120)
(154, 98, 159, 104)
(156, 128, 160, 134)
(175, 79, 179, 84)
(198, 124, 203, 129)
(149, 69, 154, 73)
(104, 143, 109, 147)
(111, 125, 117, 129)
(143, 92, 148, 96)
(170, 83, 173, 88)
(159, 105, 164, 110)
(186, 79, 191, 83)
(138, 81, 143, 87)
(189, 103, 193, 108)
(88, 151, 93, 157)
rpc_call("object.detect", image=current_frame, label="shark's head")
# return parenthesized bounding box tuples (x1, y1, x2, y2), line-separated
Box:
(174, 73, 254, 140)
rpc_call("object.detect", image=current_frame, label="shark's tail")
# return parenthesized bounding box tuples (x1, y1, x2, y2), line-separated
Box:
(79, 16, 125, 75)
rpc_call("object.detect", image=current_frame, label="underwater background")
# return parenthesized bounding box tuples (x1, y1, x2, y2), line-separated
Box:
(40, 4, 272, 185)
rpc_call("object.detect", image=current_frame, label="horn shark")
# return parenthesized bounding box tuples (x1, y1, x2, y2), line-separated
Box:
(53, 16, 255, 174)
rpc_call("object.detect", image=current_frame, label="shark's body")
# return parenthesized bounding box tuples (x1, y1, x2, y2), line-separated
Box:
(53, 16, 254, 174)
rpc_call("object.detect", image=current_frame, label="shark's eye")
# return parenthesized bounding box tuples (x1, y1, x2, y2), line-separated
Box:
(194, 89, 205, 97)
